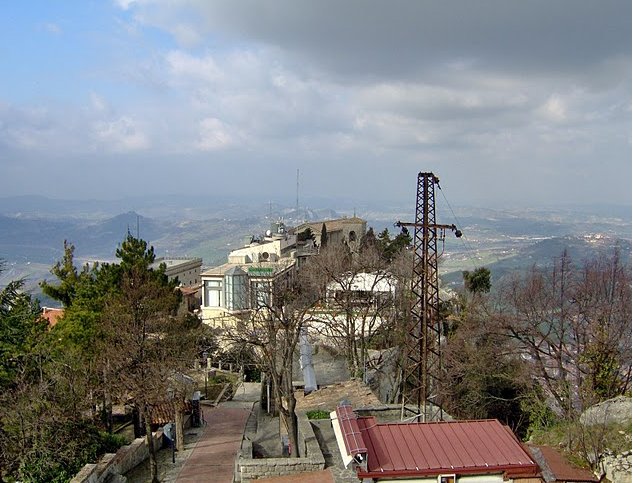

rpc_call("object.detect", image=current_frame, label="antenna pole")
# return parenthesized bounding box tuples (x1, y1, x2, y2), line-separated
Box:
(296, 168, 300, 216)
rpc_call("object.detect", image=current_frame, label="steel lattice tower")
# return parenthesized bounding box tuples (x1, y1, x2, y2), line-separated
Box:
(397, 172, 459, 422)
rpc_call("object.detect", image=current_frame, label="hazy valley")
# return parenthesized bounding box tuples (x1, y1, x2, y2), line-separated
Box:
(0, 195, 630, 306)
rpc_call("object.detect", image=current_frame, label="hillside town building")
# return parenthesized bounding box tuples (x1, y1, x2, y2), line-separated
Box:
(199, 217, 368, 327)
(296, 216, 366, 251)
(150, 257, 203, 287)
(200, 221, 297, 327)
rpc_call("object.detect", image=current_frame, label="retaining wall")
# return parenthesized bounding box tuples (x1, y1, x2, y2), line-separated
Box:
(235, 413, 325, 482)
(70, 429, 164, 483)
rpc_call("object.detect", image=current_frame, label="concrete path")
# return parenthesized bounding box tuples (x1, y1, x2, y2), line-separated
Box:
(175, 403, 252, 482)
(175, 382, 260, 482)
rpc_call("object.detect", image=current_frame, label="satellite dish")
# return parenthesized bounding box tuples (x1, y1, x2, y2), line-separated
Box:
(266, 230, 272, 237)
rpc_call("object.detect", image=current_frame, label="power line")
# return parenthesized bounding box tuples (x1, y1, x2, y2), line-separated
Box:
(437, 186, 479, 271)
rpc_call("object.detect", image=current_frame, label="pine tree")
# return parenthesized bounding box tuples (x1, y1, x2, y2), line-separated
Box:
(320, 223, 328, 249)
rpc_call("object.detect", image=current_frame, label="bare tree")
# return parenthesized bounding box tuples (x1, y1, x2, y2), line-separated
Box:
(224, 275, 314, 457)
(495, 250, 631, 420)
(304, 243, 398, 377)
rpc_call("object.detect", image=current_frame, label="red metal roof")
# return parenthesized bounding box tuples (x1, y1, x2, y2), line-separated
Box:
(356, 417, 540, 479)
(530, 445, 597, 483)
(335, 404, 367, 457)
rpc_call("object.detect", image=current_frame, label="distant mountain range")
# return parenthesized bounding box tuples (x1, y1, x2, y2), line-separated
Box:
(0, 195, 630, 305)
(442, 234, 632, 288)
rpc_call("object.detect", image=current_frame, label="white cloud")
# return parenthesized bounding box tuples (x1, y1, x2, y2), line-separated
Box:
(170, 23, 203, 47)
(93, 116, 149, 152)
(90, 93, 107, 112)
(538, 95, 567, 122)
(166, 50, 223, 84)
(113, 0, 138, 10)
(196, 117, 234, 151)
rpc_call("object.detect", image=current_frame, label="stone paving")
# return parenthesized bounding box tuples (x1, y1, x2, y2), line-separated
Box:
(124, 381, 360, 483)
(124, 419, 207, 482)
(176, 403, 253, 482)
(124, 382, 260, 483)
(175, 383, 260, 482)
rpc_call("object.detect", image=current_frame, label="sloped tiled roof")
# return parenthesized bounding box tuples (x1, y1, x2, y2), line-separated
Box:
(356, 417, 540, 479)
(529, 445, 597, 483)
(42, 307, 64, 327)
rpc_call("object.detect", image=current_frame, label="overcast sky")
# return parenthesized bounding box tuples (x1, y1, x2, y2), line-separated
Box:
(1, 1, 630, 209)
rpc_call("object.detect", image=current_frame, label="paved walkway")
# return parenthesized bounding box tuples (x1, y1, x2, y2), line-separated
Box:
(125, 383, 260, 482)
(175, 403, 253, 482)
(175, 382, 260, 482)
(125, 382, 357, 483)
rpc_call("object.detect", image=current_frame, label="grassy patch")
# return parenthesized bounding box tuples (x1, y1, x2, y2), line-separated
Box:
(306, 409, 330, 420)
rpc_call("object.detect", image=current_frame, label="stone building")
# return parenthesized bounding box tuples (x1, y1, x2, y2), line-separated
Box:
(296, 217, 366, 252)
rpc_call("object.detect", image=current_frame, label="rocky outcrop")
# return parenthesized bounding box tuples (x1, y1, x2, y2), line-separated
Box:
(580, 396, 632, 427)
(581, 396, 632, 483)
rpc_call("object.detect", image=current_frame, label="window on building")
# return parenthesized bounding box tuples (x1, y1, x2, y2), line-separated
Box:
(440, 475, 456, 483)
(225, 272, 248, 311)
(252, 281, 271, 308)
(204, 280, 222, 307)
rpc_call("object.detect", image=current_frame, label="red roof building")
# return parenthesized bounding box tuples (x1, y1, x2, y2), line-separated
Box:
(332, 403, 541, 482)
(41, 307, 64, 327)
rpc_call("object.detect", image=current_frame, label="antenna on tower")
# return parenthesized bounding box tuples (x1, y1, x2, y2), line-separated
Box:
(296, 168, 300, 216)
(136, 215, 140, 239)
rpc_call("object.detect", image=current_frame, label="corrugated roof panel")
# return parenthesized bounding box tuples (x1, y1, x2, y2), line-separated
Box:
(450, 420, 483, 468)
(466, 421, 499, 465)
(361, 422, 386, 472)
(380, 425, 401, 471)
(357, 418, 539, 479)
(399, 424, 422, 471)
(336, 404, 367, 457)
(415, 422, 442, 469)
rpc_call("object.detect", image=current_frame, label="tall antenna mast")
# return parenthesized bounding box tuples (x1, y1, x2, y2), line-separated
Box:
(396, 172, 461, 422)
(296, 168, 300, 216)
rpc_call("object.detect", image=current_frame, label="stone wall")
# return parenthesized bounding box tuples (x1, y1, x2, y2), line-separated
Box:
(235, 413, 325, 482)
(70, 429, 164, 483)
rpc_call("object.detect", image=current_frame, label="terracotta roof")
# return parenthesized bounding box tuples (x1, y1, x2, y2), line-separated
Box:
(150, 400, 193, 426)
(529, 445, 598, 483)
(41, 307, 64, 327)
(179, 284, 201, 296)
(355, 417, 540, 479)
